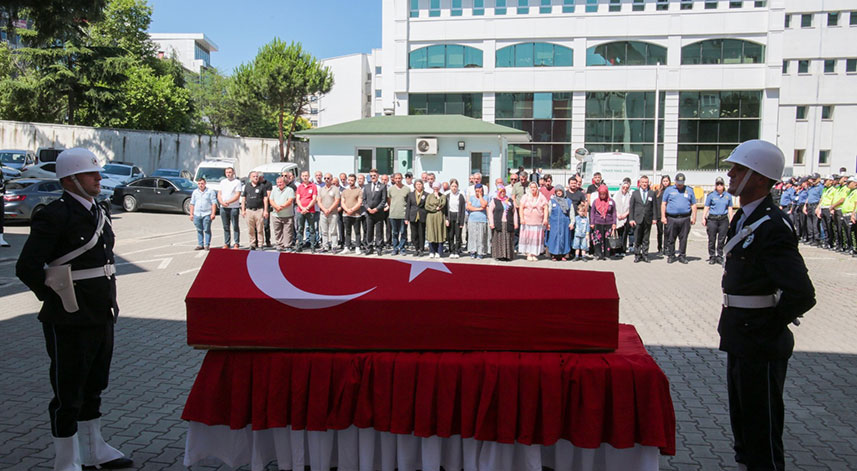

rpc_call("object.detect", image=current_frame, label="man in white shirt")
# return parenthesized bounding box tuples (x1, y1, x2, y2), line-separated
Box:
(217, 167, 243, 249)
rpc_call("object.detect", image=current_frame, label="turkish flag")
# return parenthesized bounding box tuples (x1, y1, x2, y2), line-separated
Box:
(186, 250, 619, 351)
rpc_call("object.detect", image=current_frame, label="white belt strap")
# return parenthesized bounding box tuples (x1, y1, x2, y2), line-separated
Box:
(49, 207, 108, 267)
(71, 264, 116, 281)
(723, 290, 781, 309)
(722, 215, 770, 266)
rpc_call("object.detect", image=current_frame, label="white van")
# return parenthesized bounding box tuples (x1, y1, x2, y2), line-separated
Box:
(578, 152, 641, 192)
(193, 158, 239, 193)
(251, 162, 299, 186)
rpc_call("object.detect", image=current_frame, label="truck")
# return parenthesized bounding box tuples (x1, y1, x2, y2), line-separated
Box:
(193, 158, 239, 193)
(577, 152, 641, 192)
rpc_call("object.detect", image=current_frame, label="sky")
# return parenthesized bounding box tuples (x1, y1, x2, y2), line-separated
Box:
(148, 0, 382, 74)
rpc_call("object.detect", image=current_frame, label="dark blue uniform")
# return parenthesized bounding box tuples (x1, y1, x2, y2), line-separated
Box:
(16, 192, 118, 438)
(705, 191, 732, 260)
(719, 195, 815, 471)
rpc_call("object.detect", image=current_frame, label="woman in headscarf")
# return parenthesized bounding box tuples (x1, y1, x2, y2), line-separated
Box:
(589, 184, 617, 261)
(518, 181, 548, 261)
(546, 185, 573, 260)
(425, 181, 447, 259)
(488, 184, 518, 261)
(466, 183, 489, 259)
(655, 175, 671, 255)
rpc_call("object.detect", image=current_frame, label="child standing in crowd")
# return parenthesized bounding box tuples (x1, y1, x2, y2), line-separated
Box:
(572, 204, 589, 261)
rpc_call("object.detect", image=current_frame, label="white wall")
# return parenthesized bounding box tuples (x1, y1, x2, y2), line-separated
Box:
(318, 54, 371, 127)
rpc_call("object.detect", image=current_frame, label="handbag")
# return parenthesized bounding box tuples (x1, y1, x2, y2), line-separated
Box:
(607, 229, 623, 250)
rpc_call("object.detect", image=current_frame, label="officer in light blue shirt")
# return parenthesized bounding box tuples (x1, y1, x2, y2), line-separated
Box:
(794, 177, 809, 241)
(778, 181, 794, 209)
(660, 172, 697, 263)
(703, 177, 733, 264)
(804, 172, 823, 245)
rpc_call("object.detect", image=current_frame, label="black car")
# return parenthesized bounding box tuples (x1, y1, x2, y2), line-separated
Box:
(112, 177, 196, 214)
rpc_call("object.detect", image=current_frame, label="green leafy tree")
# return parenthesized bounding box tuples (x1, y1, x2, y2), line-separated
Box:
(1, 0, 106, 46)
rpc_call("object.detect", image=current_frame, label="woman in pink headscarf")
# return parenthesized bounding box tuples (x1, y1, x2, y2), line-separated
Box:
(589, 184, 617, 260)
(518, 181, 548, 261)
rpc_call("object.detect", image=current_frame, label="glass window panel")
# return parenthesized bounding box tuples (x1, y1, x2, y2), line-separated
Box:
(609, 0, 621, 12)
(563, 0, 575, 13)
(428, 94, 445, 114)
(515, 43, 534, 67)
(446, 45, 465, 68)
(552, 92, 572, 118)
(552, 120, 571, 142)
(469, 94, 483, 118)
(798, 60, 809, 73)
(604, 42, 627, 65)
(474, 0, 485, 14)
(852, 12, 857, 26)
(795, 106, 807, 120)
(719, 91, 740, 117)
(518, 0, 529, 14)
(739, 120, 760, 141)
(701, 39, 722, 64)
(718, 146, 735, 169)
(698, 120, 719, 142)
(633, 0, 645, 11)
(495, 93, 515, 118)
(452, 0, 463, 15)
(586, 46, 608, 66)
(604, 92, 626, 118)
(729, 1, 743, 8)
(626, 42, 647, 66)
(698, 146, 718, 170)
(679, 92, 699, 118)
(699, 93, 721, 118)
(801, 13, 812, 28)
(409, 94, 426, 115)
(496, 46, 513, 67)
(533, 120, 552, 142)
(464, 46, 483, 67)
(677, 146, 698, 170)
(722, 39, 743, 64)
(682, 43, 701, 64)
(496, 119, 523, 130)
(739, 91, 761, 117)
(532, 145, 552, 169)
(512, 93, 534, 118)
(430, 0, 441, 16)
(743, 42, 764, 63)
(585, 92, 605, 118)
(585, 120, 607, 142)
(822, 105, 832, 120)
(824, 59, 835, 73)
(552, 145, 571, 169)
(848, 59, 857, 72)
(410, 0, 420, 17)
(427, 45, 446, 68)
(409, 48, 427, 69)
(518, 119, 534, 135)
(445, 94, 465, 115)
(533, 92, 553, 118)
(647, 44, 667, 65)
(554, 45, 573, 66)
(625, 120, 644, 142)
(534, 43, 554, 66)
(586, 0, 598, 13)
(678, 120, 698, 142)
(540, 0, 552, 13)
(719, 120, 740, 142)
(358, 149, 373, 173)
(626, 92, 647, 119)
(376, 148, 394, 175)
(496, 0, 507, 15)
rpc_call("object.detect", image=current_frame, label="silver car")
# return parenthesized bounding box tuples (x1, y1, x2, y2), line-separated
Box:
(3, 178, 65, 222)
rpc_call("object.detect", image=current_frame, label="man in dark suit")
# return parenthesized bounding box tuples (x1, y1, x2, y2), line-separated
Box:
(720, 140, 815, 471)
(405, 179, 428, 257)
(362, 169, 388, 256)
(16, 148, 132, 470)
(628, 175, 657, 263)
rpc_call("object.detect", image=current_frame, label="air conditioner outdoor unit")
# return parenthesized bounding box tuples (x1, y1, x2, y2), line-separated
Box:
(416, 137, 437, 155)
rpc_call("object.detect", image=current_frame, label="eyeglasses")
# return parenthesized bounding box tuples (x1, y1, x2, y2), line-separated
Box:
(324, 177, 331, 180)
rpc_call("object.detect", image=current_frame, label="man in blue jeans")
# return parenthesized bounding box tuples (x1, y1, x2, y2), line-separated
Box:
(217, 167, 243, 249)
(189, 177, 218, 250)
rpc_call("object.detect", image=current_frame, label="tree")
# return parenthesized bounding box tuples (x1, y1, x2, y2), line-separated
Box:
(1, 0, 107, 46)
(248, 39, 333, 161)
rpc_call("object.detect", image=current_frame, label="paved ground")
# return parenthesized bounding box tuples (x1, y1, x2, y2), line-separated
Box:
(1, 210, 856, 470)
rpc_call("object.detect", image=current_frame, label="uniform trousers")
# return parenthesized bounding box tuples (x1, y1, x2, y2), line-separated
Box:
(271, 216, 294, 250)
(795, 205, 807, 240)
(727, 354, 788, 471)
(245, 208, 265, 248)
(834, 210, 847, 249)
(841, 214, 855, 251)
(820, 208, 835, 247)
(805, 203, 819, 242)
(665, 215, 691, 257)
(633, 220, 652, 257)
(43, 322, 113, 438)
(706, 215, 729, 258)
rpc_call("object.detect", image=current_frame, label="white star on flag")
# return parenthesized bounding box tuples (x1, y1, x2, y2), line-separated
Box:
(395, 259, 452, 282)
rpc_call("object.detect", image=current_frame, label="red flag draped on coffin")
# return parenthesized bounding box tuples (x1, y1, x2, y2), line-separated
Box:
(185, 250, 619, 351)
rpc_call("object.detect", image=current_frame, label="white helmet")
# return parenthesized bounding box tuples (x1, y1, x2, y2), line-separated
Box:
(56, 148, 102, 179)
(723, 140, 785, 181)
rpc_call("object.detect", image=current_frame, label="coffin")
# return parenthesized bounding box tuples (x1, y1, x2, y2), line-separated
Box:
(185, 249, 619, 351)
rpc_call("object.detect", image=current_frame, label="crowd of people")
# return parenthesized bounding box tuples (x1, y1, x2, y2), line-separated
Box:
(186, 164, 857, 263)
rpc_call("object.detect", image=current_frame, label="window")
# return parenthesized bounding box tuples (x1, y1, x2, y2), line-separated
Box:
(795, 106, 807, 120)
(819, 150, 830, 165)
(822, 105, 833, 120)
(496, 42, 573, 67)
(798, 60, 809, 74)
(782, 60, 788, 74)
(847, 58, 857, 73)
(563, 0, 575, 12)
(409, 44, 483, 68)
(705, 1, 718, 9)
(375, 89, 382, 98)
(409, 93, 483, 118)
(586, 0, 598, 13)
(754, 0, 766, 6)
(784, 14, 791, 27)
(681, 39, 766, 65)
(609, 0, 621, 12)
(473, 0, 485, 15)
(585, 91, 666, 171)
(518, 0, 529, 14)
(824, 59, 836, 73)
(496, 92, 573, 169)
(429, 0, 440, 16)
(677, 90, 762, 170)
(375, 66, 382, 75)
(410, 0, 420, 17)
(452, 0, 463, 15)
(496, 0, 507, 15)
(681, 0, 693, 10)
(633, 0, 645, 11)
(801, 13, 812, 28)
(471, 153, 491, 182)
(358, 149, 394, 174)
(587, 41, 667, 66)
(656, 0, 669, 11)
(828, 12, 840, 26)
(540, 0, 551, 13)
(729, 1, 742, 8)
(793, 149, 805, 165)
(851, 12, 857, 26)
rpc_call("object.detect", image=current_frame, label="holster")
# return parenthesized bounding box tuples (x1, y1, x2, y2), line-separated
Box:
(44, 264, 79, 313)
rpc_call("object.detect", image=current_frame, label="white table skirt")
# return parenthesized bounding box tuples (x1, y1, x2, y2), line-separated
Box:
(184, 422, 660, 471)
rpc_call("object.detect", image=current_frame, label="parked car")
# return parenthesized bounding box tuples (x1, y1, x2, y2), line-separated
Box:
(20, 161, 57, 179)
(0, 149, 37, 171)
(2, 178, 64, 221)
(2, 165, 22, 182)
(100, 162, 146, 197)
(35, 147, 65, 163)
(251, 162, 299, 186)
(152, 168, 192, 179)
(112, 176, 196, 214)
(193, 158, 239, 193)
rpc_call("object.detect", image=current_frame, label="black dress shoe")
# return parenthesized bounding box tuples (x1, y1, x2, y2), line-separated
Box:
(83, 457, 134, 469)
(678, 256, 689, 264)
(667, 256, 676, 264)
(634, 257, 641, 263)
(708, 257, 716, 265)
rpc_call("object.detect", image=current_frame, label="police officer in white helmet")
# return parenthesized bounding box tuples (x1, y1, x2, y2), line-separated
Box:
(719, 140, 815, 471)
(16, 148, 133, 470)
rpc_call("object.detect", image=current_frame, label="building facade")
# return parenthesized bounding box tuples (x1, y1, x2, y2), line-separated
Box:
(359, 0, 857, 185)
(149, 33, 218, 74)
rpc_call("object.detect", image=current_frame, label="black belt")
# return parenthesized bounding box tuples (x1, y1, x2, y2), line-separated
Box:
(707, 214, 728, 220)
(667, 213, 691, 218)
